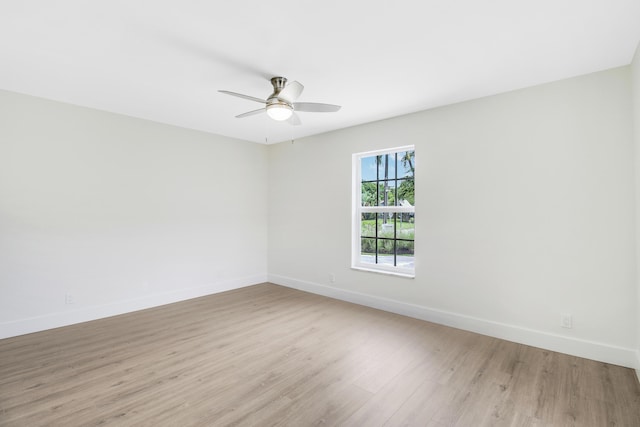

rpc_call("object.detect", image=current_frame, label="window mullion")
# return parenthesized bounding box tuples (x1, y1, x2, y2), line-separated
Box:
(360, 206, 414, 213)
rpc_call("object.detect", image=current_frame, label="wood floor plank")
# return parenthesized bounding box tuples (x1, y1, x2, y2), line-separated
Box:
(343, 358, 438, 426)
(1, 283, 639, 426)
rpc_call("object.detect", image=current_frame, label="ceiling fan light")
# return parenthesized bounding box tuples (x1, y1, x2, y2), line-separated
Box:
(266, 103, 293, 121)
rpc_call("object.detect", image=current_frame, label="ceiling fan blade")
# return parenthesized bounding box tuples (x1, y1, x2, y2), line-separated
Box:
(236, 108, 266, 118)
(293, 102, 341, 113)
(288, 112, 301, 126)
(278, 81, 304, 103)
(219, 90, 266, 104)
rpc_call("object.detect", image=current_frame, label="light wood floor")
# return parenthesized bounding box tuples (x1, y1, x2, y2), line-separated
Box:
(1, 283, 639, 426)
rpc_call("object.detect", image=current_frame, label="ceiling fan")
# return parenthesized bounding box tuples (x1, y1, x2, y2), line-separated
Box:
(219, 77, 341, 125)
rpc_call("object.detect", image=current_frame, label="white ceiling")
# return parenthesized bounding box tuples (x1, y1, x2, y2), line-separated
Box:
(1, 1, 639, 144)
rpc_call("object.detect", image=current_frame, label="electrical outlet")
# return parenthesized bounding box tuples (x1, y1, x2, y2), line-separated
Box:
(65, 293, 75, 305)
(329, 273, 336, 283)
(560, 313, 572, 328)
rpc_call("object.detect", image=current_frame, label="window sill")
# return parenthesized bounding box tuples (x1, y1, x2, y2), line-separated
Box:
(351, 265, 415, 279)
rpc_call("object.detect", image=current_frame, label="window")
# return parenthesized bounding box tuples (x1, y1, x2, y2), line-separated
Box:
(352, 146, 415, 277)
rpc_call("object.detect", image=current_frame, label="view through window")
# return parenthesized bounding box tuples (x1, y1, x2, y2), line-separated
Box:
(352, 146, 415, 276)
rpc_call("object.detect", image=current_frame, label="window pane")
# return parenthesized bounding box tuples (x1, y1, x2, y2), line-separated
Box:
(396, 179, 414, 206)
(377, 154, 396, 181)
(396, 214, 415, 240)
(377, 238, 394, 255)
(361, 237, 376, 254)
(377, 238, 395, 266)
(397, 239, 414, 255)
(377, 181, 397, 206)
(361, 182, 377, 206)
(398, 150, 415, 178)
(360, 213, 376, 237)
(377, 213, 395, 238)
(396, 240, 414, 268)
(361, 155, 378, 182)
(361, 238, 376, 265)
(377, 155, 384, 179)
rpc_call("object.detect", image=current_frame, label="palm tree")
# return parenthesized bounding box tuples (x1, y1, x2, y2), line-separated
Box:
(376, 154, 390, 223)
(400, 151, 414, 177)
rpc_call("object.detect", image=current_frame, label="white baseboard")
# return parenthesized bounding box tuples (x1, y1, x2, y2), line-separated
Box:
(0, 274, 267, 340)
(269, 274, 638, 370)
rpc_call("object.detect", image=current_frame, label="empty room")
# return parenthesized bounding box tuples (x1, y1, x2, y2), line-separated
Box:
(1, 1, 640, 426)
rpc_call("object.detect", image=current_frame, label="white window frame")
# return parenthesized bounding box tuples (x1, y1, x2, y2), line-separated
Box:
(352, 145, 415, 278)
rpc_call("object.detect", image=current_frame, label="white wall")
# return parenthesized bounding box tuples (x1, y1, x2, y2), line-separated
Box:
(0, 90, 268, 338)
(268, 66, 637, 368)
(632, 42, 640, 379)
(2, 66, 637, 370)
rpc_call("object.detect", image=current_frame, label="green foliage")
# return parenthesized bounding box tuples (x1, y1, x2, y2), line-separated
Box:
(360, 238, 414, 255)
(361, 182, 377, 206)
(361, 218, 415, 238)
(397, 179, 414, 205)
(360, 215, 415, 256)
(398, 150, 415, 205)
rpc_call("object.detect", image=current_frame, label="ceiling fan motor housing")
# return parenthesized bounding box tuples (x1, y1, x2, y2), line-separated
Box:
(219, 76, 340, 123)
(266, 76, 293, 120)
(270, 77, 288, 93)
(268, 77, 289, 104)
